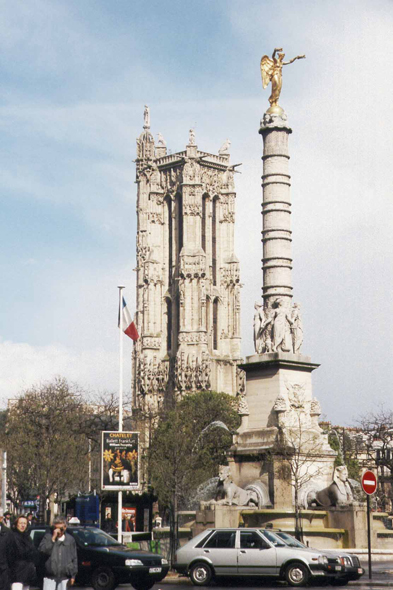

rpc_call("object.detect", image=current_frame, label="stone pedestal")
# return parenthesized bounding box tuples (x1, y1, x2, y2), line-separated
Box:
(229, 351, 336, 509)
(238, 352, 319, 432)
(194, 505, 244, 534)
(326, 504, 368, 548)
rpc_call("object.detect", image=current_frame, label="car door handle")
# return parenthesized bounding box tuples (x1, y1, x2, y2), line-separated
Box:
(240, 550, 246, 554)
(204, 550, 210, 553)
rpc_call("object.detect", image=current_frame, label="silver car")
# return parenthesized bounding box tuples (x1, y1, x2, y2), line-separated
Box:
(273, 530, 364, 586)
(174, 528, 338, 587)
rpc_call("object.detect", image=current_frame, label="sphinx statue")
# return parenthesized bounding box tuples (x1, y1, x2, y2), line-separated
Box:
(210, 466, 259, 507)
(307, 465, 354, 508)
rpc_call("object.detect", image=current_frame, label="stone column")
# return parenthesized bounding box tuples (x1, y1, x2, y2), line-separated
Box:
(259, 112, 293, 310)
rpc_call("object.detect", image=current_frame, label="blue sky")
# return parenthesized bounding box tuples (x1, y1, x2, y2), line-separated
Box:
(1, 0, 392, 425)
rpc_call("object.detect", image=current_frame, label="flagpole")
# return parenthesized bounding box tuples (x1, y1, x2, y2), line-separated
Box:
(117, 285, 125, 543)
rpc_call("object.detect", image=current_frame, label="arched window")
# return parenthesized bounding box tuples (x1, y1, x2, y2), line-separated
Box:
(213, 298, 219, 350)
(165, 196, 172, 286)
(202, 194, 208, 253)
(212, 197, 218, 285)
(166, 298, 172, 352)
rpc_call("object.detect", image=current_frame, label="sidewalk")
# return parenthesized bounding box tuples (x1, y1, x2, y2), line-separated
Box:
(349, 578, 393, 587)
(160, 572, 189, 584)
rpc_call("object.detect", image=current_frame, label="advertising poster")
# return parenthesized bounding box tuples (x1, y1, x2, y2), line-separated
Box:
(101, 431, 139, 491)
(122, 507, 136, 532)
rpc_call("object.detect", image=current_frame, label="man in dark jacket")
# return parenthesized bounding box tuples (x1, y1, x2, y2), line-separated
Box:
(38, 517, 77, 590)
(0, 523, 11, 590)
(2, 512, 11, 529)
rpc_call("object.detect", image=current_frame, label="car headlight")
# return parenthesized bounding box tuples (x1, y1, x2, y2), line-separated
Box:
(161, 558, 168, 565)
(125, 559, 143, 567)
(318, 555, 328, 565)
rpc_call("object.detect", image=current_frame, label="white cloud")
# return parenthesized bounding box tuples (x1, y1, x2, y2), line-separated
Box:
(0, 339, 124, 407)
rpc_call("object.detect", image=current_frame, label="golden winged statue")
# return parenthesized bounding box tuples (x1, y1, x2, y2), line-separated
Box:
(260, 48, 305, 112)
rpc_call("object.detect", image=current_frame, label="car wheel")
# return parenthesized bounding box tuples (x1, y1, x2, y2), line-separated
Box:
(132, 581, 155, 590)
(91, 567, 117, 590)
(190, 562, 213, 586)
(285, 562, 309, 587)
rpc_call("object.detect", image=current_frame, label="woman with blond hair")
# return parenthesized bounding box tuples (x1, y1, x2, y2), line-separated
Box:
(9, 515, 38, 590)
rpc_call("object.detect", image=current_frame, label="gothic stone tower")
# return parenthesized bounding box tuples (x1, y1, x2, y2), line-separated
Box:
(132, 108, 242, 414)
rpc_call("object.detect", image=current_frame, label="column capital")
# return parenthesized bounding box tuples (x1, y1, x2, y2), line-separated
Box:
(259, 110, 292, 135)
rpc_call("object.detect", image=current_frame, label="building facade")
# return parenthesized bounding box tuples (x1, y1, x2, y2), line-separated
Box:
(132, 108, 243, 414)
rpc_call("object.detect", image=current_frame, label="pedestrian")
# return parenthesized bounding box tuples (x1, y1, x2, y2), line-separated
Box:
(38, 516, 77, 590)
(0, 509, 7, 532)
(8, 515, 38, 590)
(0, 514, 11, 590)
(25, 514, 33, 529)
(3, 512, 12, 529)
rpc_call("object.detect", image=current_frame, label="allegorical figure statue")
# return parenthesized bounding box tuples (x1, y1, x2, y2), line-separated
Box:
(271, 298, 293, 352)
(253, 302, 272, 354)
(189, 128, 196, 145)
(157, 132, 166, 147)
(143, 104, 150, 128)
(253, 303, 262, 352)
(260, 48, 305, 110)
(291, 303, 303, 353)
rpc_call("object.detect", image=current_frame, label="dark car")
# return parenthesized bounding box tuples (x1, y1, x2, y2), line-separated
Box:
(29, 525, 169, 590)
(273, 530, 364, 586)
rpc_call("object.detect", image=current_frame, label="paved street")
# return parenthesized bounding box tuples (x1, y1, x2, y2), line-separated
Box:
(77, 560, 393, 590)
(78, 581, 393, 590)
(72, 558, 393, 590)
(157, 580, 393, 589)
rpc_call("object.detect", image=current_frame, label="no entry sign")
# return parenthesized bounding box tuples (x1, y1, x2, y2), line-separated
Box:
(362, 470, 377, 495)
(362, 470, 377, 580)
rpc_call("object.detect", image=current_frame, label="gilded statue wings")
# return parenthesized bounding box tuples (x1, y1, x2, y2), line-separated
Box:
(260, 55, 274, 89)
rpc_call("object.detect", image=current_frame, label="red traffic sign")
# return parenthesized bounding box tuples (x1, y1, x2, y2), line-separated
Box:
(362, 470, 377, 495)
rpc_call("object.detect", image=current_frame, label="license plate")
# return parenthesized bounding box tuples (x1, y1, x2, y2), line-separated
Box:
(149, 567, 162, 573)
(358, 568, 363, 574)
(335, 565, 342, 570)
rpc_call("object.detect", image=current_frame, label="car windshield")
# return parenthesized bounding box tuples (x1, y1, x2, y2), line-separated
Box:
(260, 530, 287, 547)
(72, 528, 122, 547)
(275, 531, 306, 548)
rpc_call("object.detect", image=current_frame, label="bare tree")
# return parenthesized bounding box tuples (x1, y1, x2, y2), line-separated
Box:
(0, 378, 124, 519)
(323, 426, 361, 482)
(358, 407, 393, 511)
(273, 414, 330, 540)
(2, 378, 89, 519)
(148, 391, 240, 563)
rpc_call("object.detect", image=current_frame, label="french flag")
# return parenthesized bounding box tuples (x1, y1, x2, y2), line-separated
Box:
(118, 297, 139, 341)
